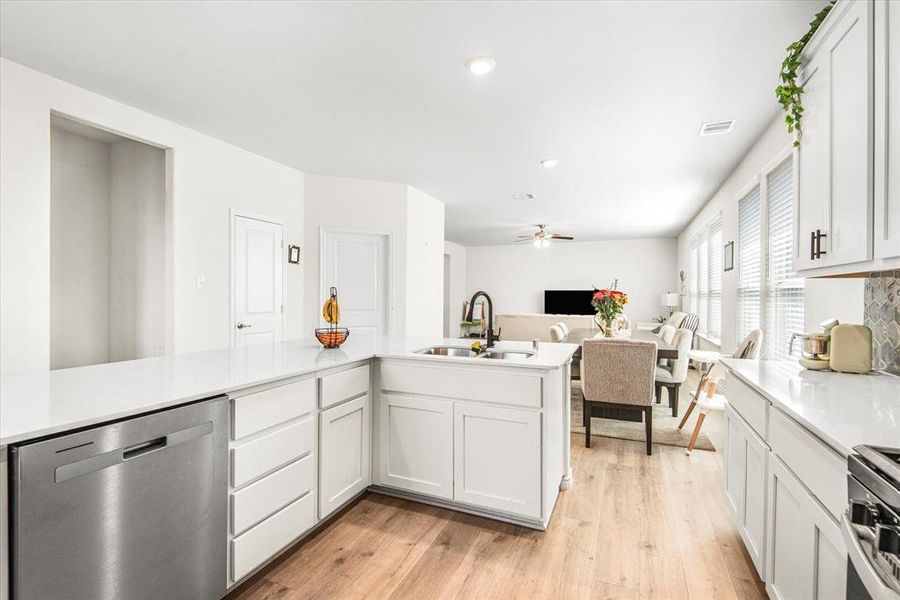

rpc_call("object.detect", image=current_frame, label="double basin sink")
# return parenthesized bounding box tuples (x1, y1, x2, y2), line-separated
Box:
(415, 346, 534, 360)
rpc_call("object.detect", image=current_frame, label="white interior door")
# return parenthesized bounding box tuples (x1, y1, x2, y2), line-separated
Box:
(321, 229, 390, 335)
(233, 214, 284, 346)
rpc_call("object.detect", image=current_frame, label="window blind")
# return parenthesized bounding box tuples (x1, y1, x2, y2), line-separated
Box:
(737, 184, 762, 343)
(687, 214, 722, 341)
(764, 158, 804, 360)
(688, 240, 699, 315)
(708, 217, 723, 340)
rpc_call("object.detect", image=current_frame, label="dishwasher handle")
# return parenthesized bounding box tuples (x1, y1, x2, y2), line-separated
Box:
(123, 436, 167, 460)
(54, 421, 213, 483)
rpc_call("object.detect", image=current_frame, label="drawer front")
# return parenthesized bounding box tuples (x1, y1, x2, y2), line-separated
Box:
(231, 416, 315, 488)
(233, 378, 316, 440)
(320, 364, 371, 409)
(231, 491, 316, 582)
(769, 407, 846, 521)
(380, 361, 542, 408)
(725, 373, 768, 439)
(231, 453, 316, 536)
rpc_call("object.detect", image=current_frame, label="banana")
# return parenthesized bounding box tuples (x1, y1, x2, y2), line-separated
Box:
(322, 290, 341, 325)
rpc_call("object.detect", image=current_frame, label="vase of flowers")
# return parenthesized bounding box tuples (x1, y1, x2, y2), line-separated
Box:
(591, 280, 629, 338)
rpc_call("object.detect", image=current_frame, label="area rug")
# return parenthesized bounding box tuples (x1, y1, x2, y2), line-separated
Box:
(570, 376, 718, 452)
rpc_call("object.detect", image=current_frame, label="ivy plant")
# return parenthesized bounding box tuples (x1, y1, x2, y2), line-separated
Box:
(776, 1, 835, 147)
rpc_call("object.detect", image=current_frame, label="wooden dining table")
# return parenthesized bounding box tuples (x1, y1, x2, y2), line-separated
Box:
(564, 327, 679, 360)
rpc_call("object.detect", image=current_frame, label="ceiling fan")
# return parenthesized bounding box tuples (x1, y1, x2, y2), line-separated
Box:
(515, 224, 575, 248)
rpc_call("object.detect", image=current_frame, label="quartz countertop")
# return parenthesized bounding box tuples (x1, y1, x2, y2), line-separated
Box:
(721, 358, 900, 457)
(0, 335, 577, 446)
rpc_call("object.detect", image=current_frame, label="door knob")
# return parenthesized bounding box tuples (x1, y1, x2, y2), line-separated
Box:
(236, 323, 252, 329)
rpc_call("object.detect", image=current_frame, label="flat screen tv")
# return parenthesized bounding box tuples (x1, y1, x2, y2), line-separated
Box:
(544, 290, 595, 315)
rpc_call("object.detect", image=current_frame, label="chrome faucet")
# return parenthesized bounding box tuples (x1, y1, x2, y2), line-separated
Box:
(465, 290, 497, 348)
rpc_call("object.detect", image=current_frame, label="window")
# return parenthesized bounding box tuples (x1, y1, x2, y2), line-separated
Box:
(735, 154, 804, 360)
(687, 214, 723, 341)
(737, 184, 762, 342)
(764, 158, 804, 360)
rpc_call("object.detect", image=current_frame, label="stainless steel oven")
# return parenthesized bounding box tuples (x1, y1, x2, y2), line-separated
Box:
(844, 445, 900, 600)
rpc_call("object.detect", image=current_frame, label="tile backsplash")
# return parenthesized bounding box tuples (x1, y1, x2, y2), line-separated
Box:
(864, 270, 900, 375)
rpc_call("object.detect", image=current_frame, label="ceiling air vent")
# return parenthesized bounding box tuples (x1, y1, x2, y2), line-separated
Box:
(511, 193, 536, 201)
(698, 119, 736, 136)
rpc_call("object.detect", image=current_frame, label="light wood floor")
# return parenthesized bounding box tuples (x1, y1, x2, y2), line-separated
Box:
(230, 427, 766, 599)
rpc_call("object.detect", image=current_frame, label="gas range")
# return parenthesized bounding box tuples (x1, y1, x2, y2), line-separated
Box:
(845, 445, 900, 600)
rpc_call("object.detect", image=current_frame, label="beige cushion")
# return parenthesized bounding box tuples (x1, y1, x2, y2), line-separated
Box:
(582, 338, 656, 407)
(665, 311, 686, 327)
(494, 313, 596, 342)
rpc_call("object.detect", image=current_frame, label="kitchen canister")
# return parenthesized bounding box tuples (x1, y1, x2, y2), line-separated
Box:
(828, 324, 872, 374)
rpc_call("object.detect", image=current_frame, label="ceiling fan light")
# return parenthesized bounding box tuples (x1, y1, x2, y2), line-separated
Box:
(533, 238, 542, 248)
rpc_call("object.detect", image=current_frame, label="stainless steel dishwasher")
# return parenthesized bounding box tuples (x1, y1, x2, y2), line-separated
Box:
(10, 396, 228, 600)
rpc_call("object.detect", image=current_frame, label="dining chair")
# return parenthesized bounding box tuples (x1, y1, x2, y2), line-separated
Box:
(657, 324, 676, 344)
(581, 338, 657, 455)
(549, 324, 565, 342)
(654, 328, 693, 417)
(556, 322, 570, 337)
(679, 329, 763, 430)
(679, 313, 700, 333)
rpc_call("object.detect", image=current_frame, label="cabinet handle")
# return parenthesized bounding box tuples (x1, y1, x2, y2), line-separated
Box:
(815, 230, 827, 258)
(810, 231, 816, 260)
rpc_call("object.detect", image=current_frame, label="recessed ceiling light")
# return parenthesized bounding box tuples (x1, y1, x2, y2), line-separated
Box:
(465, 56, 496, 75)
(540, 158, 559, 169)
(699, 120, 736, 136)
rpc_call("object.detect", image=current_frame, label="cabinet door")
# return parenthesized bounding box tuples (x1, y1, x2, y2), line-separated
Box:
(723, 408, 746, 519)
(875, 0, 900, 258)
(765, 456, 846, 600)
(453, 403, 541, 519)
(378, 393, 453, 499)
(319, 394, 371, 519)
(723, 406, 768, 580)
(827, 0, 874, 267)
(796, 49, 828, 271)
(796, 0, 874, 270)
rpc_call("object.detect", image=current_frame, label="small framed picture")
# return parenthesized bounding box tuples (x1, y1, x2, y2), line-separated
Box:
(288, 244, 301, 264)
(724, 241, 734, 272)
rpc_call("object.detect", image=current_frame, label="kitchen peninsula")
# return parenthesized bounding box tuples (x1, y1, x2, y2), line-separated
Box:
(0, 334, 578, 597)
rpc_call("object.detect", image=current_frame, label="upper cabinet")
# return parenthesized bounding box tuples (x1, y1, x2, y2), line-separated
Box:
(795, 0, 900, 275)
(874, 0, 900, 259)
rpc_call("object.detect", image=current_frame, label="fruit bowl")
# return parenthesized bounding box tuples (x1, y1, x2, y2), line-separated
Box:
(315, 327, 350, 348)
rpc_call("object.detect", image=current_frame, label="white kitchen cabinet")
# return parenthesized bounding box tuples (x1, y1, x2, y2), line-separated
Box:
(765, 455, 847, 600)
(796, 0, 874, 271)
(378, 393, 453, 499)
(723, 405, 768, 580)
(875, 0, 900, 259)
(319, 394, 371, 519)
(453, 402, 541, 519)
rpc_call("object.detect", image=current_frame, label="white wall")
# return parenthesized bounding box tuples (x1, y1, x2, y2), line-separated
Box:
(0, 58, 305, 375)
(405, 187, 444, 337)
(466, 238, 677, 323)
(303, 174, 445, 337)
(49, 127, 111, 369)
(303, 173, 408, 335)
(443, 240, 467, 337)
(676, 116, 869, 352)
(108, 138, 166, 362)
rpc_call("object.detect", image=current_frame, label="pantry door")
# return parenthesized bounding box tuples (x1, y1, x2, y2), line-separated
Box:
(232, 212, 284, 347)
(320, 229, 390, 336)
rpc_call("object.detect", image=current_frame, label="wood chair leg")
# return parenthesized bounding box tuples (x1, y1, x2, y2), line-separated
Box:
(678, 399, 697, 429)
(686, 412, 706, 454)
(585, 402, 592, 448)
(655, 384, 661, 404)
(670, 383, 680, 417)
(645, 405, 652, 455)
